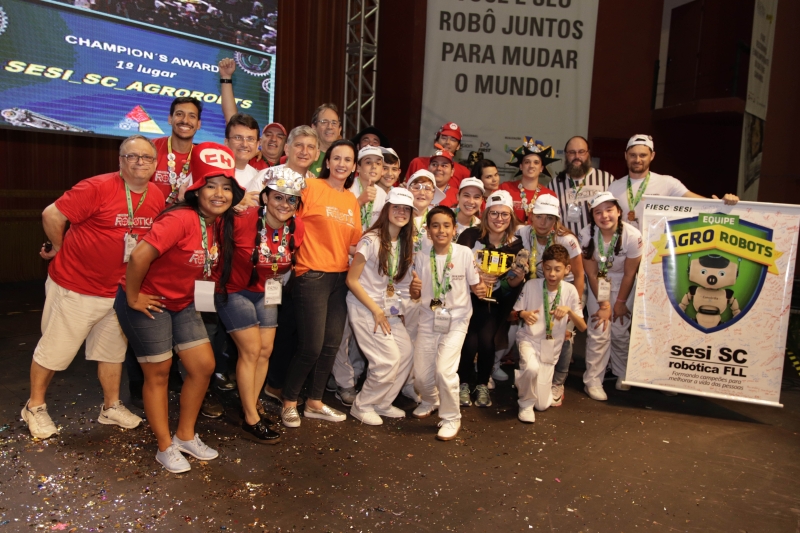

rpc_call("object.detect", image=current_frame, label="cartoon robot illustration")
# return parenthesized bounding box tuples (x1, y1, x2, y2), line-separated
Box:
(679, 253, 741, 328)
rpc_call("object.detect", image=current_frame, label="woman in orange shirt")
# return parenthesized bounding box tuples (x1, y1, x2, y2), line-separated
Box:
(280, 139, 362, 428)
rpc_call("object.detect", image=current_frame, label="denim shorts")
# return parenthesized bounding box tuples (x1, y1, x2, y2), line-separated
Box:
(215, 289, 279, 333)
(114, 286, 209, 363)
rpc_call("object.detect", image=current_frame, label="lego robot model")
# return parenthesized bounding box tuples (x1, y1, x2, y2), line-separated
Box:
(679, 254, 741, 328)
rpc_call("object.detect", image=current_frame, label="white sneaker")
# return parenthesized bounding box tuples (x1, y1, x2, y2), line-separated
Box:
(173, 433, 219, 460)
(518, 406, 535, 423)
(487, 376, 496, 390)
(350, 405, 383, 426)
(21, 401, 58, 439)
(411, 402, 438, 419)
(401, 383, 421, 403)
(436, 419, 461, 441)
(98, 400, 142, 429)
(281, 406, 301, 428)
(155, 444, 191, 473)
(551, 384, 564, 407)
(585, 385, 608, 401)
(615, 377, 631, 391)
(374, 405, 405, 418)
(492, 366, 509, 382)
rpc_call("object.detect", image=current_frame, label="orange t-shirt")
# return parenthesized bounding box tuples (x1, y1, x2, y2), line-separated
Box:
(294, 178, 362, 276)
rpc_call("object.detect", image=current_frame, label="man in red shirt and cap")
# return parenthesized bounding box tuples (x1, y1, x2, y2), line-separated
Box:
(405, 122, 470, 187)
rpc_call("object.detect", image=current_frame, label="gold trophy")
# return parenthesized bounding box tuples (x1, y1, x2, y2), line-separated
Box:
(474, 250, 515, 303)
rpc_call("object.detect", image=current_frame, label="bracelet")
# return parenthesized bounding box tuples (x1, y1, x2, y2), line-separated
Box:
(616, 297, 627, 303)
(220, 78, 232, 84)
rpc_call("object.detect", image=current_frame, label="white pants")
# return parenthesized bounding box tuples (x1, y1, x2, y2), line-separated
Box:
(583, 278, 635, 388)
(516, 339, 554, 411)
(348, 302, 413, 412)
(413, 319, 467, 421)
(495, 323, 519, 364)
(401, 300, 421, 391)
(331, 319, 365, 389)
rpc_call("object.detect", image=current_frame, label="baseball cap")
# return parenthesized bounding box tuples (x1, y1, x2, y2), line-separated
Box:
(381, 147, 399, 159)
(588, 191, 620, 210)
(484, 190, 514, 211)
(430, 149, 454, 165)
(263, 122, 287, 136)
(458, 177, 485, 193)
(531, 194, 560, 218)
(626, 134, 654, 151)
(407, 169, 446, 206)
(186, 142, 239, 192)
(358, 145, 384, 162)
(437, 122, 463, 141)
(386, 187, 417, 211)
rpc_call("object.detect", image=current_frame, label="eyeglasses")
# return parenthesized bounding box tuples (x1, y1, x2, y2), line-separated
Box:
(566, 149, 588, 157)
(487, 211, 511, 220)
(316, 119, 340, 128)
(409, 184, 434, 192)
(121, 154, 156, 164)
(229, 135, 258, 144)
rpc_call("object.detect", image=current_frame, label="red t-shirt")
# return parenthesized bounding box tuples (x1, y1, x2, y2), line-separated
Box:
(152, 136, 191, 202)
(438, 183, 460, 208)
(249, 155, 281, 171)
(50, 173, 165, 298)
(499, 180, 557, 224)
(135, 208, 220, 311)
(224, 208, 305, 293)
(405, 156, 469, 187)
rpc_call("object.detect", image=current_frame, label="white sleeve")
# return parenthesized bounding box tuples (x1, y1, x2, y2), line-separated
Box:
(566, 284, 582, 315)
(462, 247, 482, 286)
(513, 283, 528, 312)
(667, 175, 689, 197)
(355, 234, 375, 261)
(560, 234, 581, 258)
(246, 169, 268, 194)
(624, 224, 644, 259)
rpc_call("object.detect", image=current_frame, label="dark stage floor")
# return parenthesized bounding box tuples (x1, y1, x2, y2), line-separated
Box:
(1, 281, 799, 532)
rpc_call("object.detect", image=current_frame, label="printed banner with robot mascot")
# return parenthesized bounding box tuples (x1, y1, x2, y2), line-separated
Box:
(625, 195, 800, 407)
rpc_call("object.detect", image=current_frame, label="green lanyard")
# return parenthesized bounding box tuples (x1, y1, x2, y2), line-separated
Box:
(414, 209, 428, 251)
(198, 214, 215, 279)
(543, 282, 562, 339)
(528, 231, 553, 279)
(357, 179, 374, 229)
(595, 230, 619, 276)
(568, 176, 585, 200)
(626, 172, 650, 214)
(430, 244, 453, 302)
(453, 209, 476, 241)
(124, 180, 147, 233)
(387, 239, 400, 292)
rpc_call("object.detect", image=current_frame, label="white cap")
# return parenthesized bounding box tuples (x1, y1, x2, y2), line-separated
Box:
(531, 194, 560, 218)
(358, 145, 384, 161)
(484, 190, 514, 211)
(458, 177, 485, 193)
(588, 191, 619, 210)
(380, 147, 399, 159)
(386, 187, 417, 211)
(407, 169, 446, 206)
(626, 134, 654, 151)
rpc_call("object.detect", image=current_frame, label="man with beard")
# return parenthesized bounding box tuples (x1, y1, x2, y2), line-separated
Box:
(607, 134, 738, 231)
(218, 58, 287, 170)
(152, 97, 202, 204)
(552, 136, 615, 236)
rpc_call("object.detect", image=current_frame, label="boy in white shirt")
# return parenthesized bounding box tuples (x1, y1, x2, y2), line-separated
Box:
(409, 206, 486, 440)
(513, 244, 586, 423)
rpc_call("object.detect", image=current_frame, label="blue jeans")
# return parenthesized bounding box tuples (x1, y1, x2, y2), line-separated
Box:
(282, 271, 348, 402)
(553, 337, 572, 386)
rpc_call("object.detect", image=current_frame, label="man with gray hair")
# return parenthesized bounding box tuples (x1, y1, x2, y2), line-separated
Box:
(309, 104, 342, 176)
(23, 135, 165, 439)
(247, 125, 320, 193)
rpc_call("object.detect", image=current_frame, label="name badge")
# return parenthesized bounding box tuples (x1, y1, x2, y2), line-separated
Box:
(123, 233, 138, 263)
(433, 307, 452, 333)
(566, 203, 582, 222)
(540, 337, 556, 365)
(264, 279, 282, 306)
(384, 293, 401, 316)
(597, 276, 611, 303)
(194, 280, 216, 312)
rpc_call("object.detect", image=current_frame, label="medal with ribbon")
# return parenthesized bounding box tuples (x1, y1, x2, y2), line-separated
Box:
(626, 172, 650, 222)
(528, 230, 554, 279)
(198, 214, 217, 279)
(595, 230, 619, 277)
(543, 281, 562, 340)
(429, 244, 453, 310)
(165, 136, 192, 204)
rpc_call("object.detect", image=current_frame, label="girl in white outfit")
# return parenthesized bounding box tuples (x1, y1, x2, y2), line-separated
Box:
(345, 188, 418, 425)
(580, 192, 643, 401)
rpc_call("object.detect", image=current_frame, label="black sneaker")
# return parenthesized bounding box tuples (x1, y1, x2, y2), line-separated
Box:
(200, 392, 224, 418)
(215, 372, 236, 391)
(129, 380, 144, 410)
(241, 420, 281, 445)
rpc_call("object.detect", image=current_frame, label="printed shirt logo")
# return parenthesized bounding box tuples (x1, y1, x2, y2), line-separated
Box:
(651, 212, 781, 333)
(114, 214, 154, 227)
(325, 206, 355, 227)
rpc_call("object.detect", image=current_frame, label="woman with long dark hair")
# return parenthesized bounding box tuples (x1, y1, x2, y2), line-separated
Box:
(280, 139, 362, 428)
(115, 143, 244, 473)
(345, 188, 417, 425)
(215, 166, 306, 444)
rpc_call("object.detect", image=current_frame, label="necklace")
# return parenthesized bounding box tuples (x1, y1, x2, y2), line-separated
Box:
(166, 136, 192, 204)
(518, 182, 540, 221)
